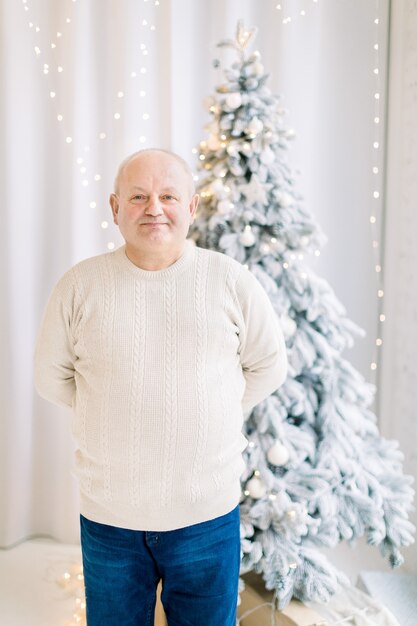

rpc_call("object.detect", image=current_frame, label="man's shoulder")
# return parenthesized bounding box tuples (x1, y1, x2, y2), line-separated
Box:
(69, 247, 119, 275)
(194, 244, 244, 275)
(53, 248, 118, 291)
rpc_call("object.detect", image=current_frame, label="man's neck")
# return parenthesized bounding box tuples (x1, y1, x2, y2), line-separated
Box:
(124, 243, 186, 271)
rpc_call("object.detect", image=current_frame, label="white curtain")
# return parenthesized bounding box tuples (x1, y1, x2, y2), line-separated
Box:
(379, 0, 417, 572)
(4, 0, 414, 578)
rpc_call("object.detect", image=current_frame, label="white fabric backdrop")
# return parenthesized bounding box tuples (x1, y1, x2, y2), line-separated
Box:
(2, 0, 414, 575)
(379, 0, 417, 573)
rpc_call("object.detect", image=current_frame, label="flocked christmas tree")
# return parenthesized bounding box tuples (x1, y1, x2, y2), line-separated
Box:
(188, 21, 415, 609)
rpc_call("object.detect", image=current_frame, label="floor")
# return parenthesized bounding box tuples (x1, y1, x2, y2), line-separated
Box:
(0, 537, 84, 626)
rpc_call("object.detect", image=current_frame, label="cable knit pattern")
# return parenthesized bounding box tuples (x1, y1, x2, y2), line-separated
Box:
(128, 280, 146, 508)
(213, 261, 237, 492)
(100, 255, 115, 502)
(190, 251, 210, 504)
(34, 240, 288, 531)
(161, 278, 178, 509)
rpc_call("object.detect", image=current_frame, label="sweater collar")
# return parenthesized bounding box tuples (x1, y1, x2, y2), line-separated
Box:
(113, 239, 196, 280)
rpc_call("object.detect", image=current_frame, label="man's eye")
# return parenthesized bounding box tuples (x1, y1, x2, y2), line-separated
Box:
(163, 195, 175, 200)
(133, 195, 146, 200)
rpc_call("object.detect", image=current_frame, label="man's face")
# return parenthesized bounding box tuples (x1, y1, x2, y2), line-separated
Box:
(110, 152, 198, 257)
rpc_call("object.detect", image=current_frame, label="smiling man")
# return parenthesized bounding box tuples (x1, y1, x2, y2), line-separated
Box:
(110, 149, 198, 270)
(34, 148, 288, 626)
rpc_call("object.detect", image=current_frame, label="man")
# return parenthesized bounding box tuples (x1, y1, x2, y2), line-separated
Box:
(34, 148, 288, 626)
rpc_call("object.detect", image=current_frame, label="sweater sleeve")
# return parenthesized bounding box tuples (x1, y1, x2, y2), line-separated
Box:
(235, 266, 288, 415)
(33, 270, 78, 409)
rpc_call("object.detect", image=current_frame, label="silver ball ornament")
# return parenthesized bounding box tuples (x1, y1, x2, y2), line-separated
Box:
(246, 476, 267, 499)
(267, 441, 290, 466)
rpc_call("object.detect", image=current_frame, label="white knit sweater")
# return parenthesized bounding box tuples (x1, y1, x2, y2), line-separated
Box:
(34, 240, 287, 531)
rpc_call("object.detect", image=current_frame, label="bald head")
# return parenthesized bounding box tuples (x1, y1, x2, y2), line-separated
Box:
(114, 148, 195, 198)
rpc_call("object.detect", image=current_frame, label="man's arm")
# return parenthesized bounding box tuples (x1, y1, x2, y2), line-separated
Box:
(33, 272, 77, 409)
(235, 267, 288, 415)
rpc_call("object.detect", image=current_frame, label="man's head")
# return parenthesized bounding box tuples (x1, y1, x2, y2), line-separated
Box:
(110, 149, 199, 264)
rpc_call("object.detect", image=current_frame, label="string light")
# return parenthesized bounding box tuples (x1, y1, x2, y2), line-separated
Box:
(369, 0, 385, 378)
(276, 0, 319, 24)
(21, 0, 160, 252)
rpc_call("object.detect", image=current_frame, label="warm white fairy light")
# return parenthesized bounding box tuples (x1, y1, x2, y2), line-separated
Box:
(368, 0, 385, 377)
(21, 0, 159, 258)
(276, 0, 319, 24)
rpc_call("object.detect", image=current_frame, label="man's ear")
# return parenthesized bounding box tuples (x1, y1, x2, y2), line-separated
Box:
(110, 193, 119, 225)
(189, 194, 199, 223)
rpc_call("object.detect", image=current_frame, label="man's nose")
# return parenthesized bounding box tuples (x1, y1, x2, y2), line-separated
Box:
(145, 197, 164, 216)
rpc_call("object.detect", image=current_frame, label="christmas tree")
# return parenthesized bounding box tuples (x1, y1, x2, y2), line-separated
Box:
(188, 21, 415, 609)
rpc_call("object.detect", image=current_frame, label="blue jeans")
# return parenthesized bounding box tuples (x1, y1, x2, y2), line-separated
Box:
(79, 505, 241, 626)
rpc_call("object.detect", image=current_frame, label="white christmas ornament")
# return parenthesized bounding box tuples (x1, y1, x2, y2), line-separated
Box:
(240, 175, 272, 206)
(267, 441, 290, 466)
(280, 314, 297, 338)
(226, 92, 242, 110)
(217, 199, 234, 215)
(210, 179, 225, 195)
(240, 225, 256, 247)
(278, 192, 294, 208)
(246, 117, 263, 136)
(246, 476, 267, 499)
(251, 62, 264, 76)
